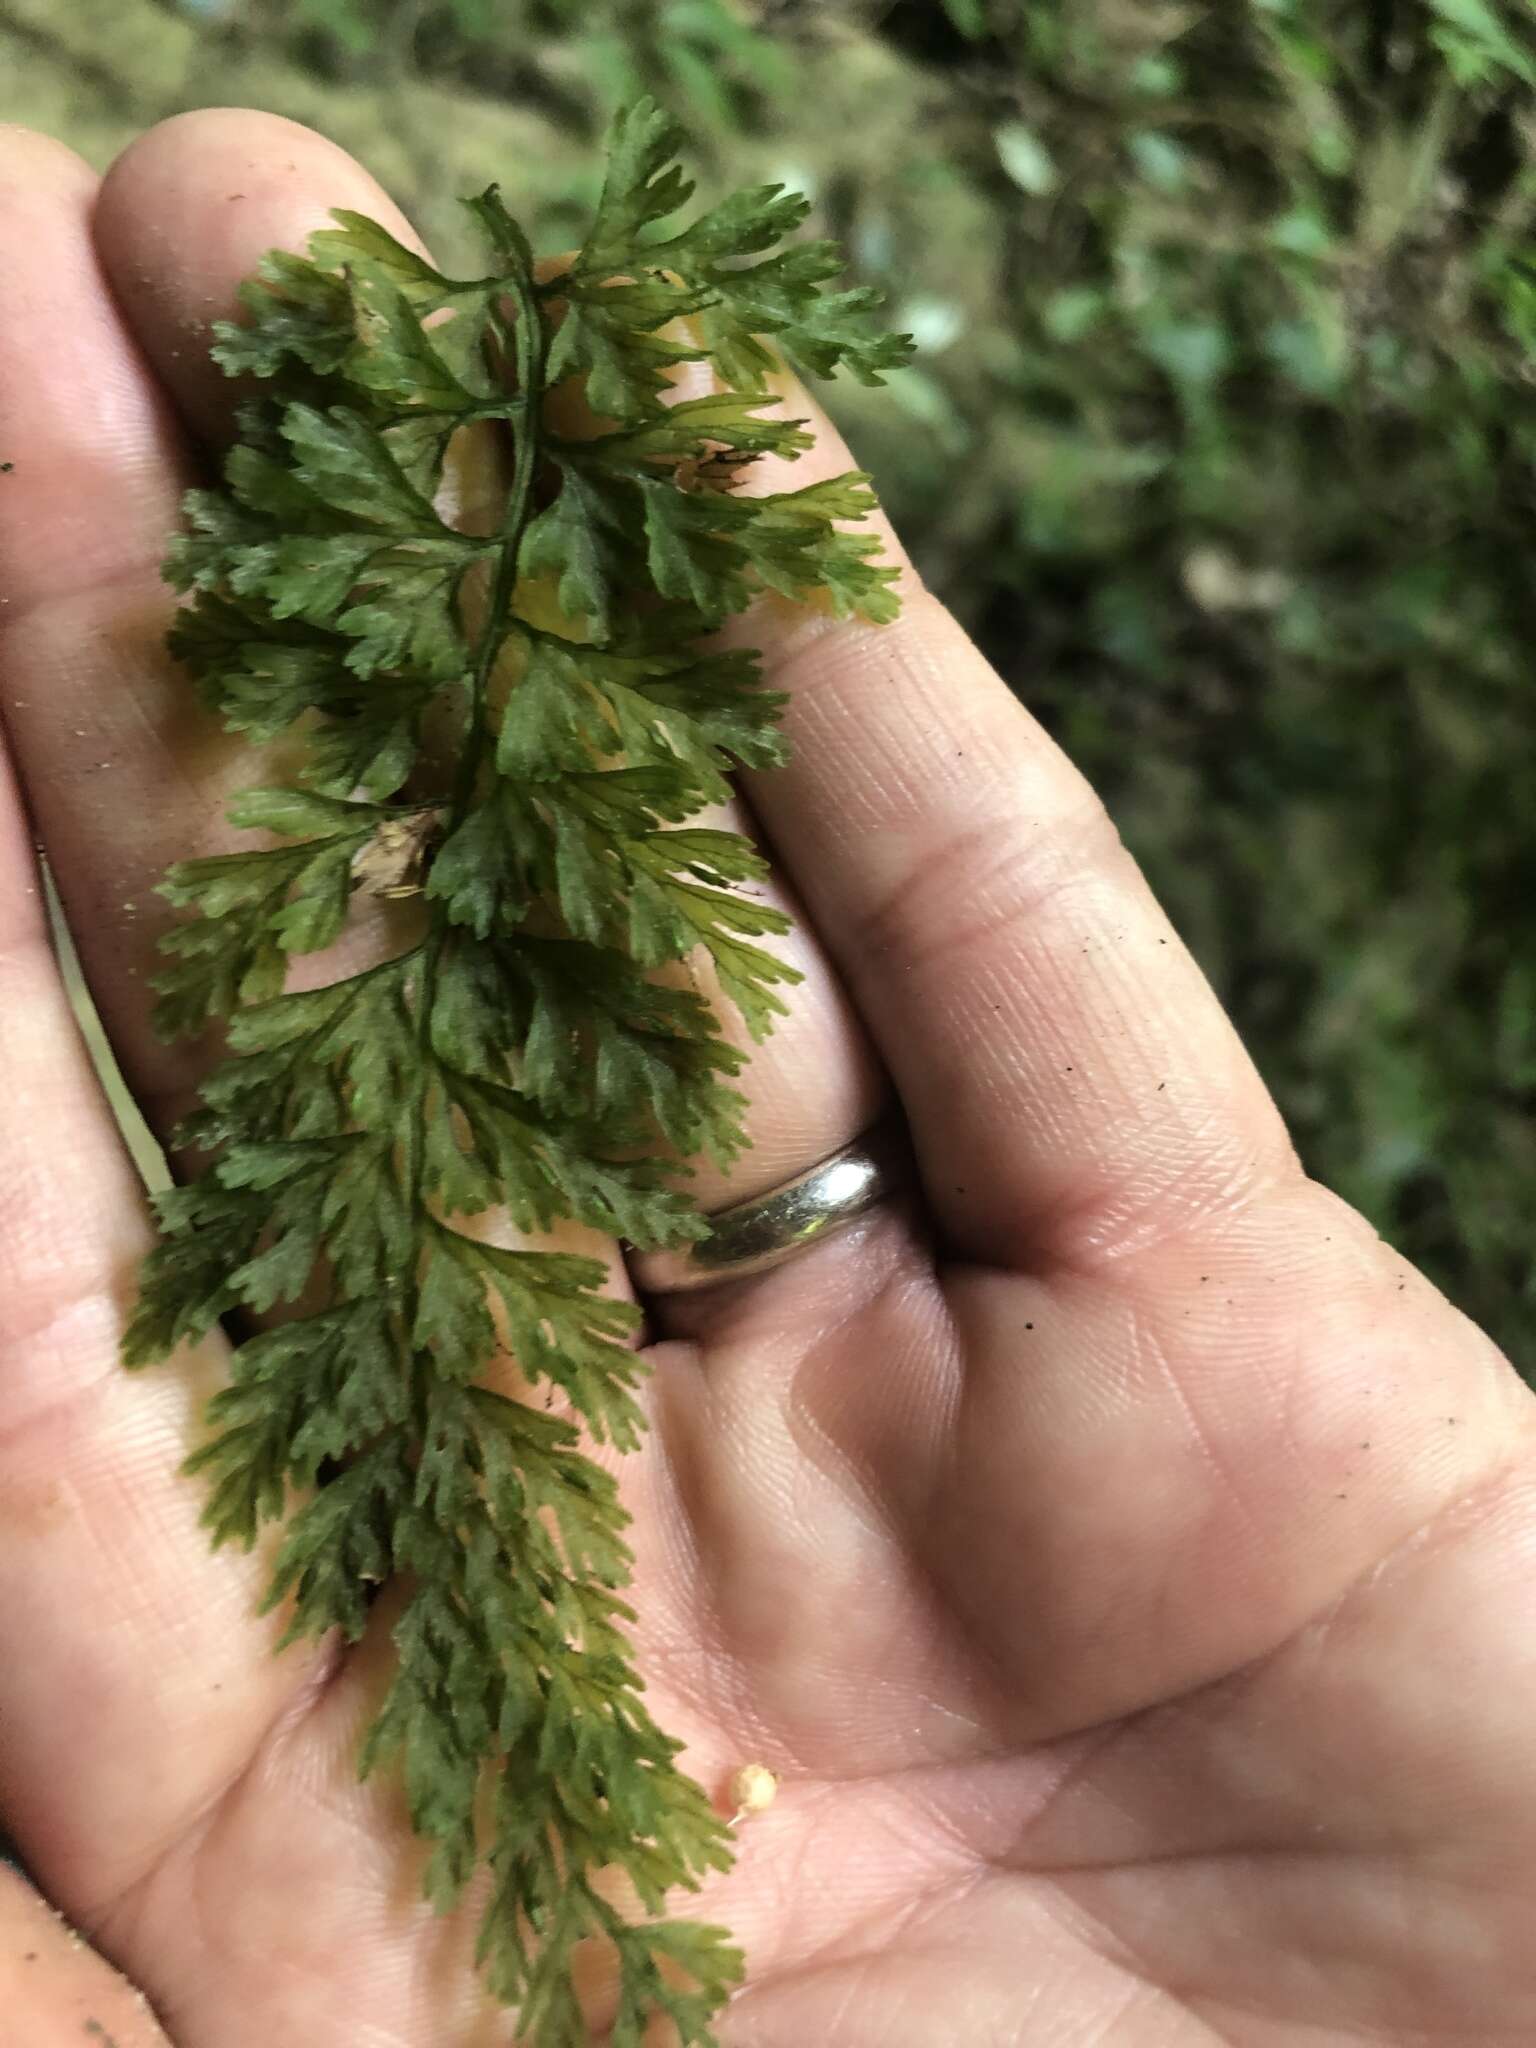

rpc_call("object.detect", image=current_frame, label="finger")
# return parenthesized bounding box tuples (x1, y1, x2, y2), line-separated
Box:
(0, 1864, 169, 2048)
(0, 128, 318, 1905)
(0, 125, 198, 1129)
(720, 379, 1297, 1270)
(0, 715, 302, 1913)
(94, 109, 426, 447)
(0, 116, 439, 1138)
(93, 109, 887, 1215)
(0, 130, 189, 609)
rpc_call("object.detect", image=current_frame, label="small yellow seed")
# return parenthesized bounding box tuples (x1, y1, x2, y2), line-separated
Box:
(728, 1764, 779, 1820)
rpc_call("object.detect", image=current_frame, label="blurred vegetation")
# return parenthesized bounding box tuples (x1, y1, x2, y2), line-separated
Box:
(3, 0, 1534, 1365)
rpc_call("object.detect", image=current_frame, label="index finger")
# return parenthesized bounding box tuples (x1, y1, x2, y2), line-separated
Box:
(727, 389, 1298, 1271)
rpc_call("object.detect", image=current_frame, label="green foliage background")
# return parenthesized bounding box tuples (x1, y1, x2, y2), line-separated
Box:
(3, 0, 1534, 1367)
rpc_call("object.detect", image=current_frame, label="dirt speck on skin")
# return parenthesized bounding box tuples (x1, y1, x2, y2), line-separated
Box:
(84, 2024, 122, 2046)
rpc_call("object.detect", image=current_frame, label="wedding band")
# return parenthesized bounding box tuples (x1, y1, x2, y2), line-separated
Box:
(632, 1129, 901, 1294)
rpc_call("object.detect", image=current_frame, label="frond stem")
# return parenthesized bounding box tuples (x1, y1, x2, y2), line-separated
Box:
(407, 258, 548, 1237)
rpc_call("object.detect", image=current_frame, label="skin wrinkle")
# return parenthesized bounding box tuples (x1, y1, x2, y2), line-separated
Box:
(0, 1368, 296, 1703)
(1130, 1304, 1271, 1560)
(924, 1276, 1216, 1720)
(1019, 1648, 1383, 1873)
(0, 141, 187, 606)
(610, 1375, 785, 1760)
(987, 1119, 1296, 1284)
(968, 1862, 1287, 2048)
(782, 1241, 959, 1507)
(947, 998, 1296, 1279)
(759, 594, 1010, 827)
(842, 798, 1125, 989)
(730, 1797, 1031, 2035)
(0, 559, 179, 650)
(0, 1299, 127, 1453)
(0, 1118, 140, 1314)
(115, 1708, 580, 2048)
(989, 1720, 1145, 1878)
(937, 1228, 1490, 1744)
(1068, 1969, 1233, 2048)
(1001, 1460, 1536, 1889)
(1042, 1118, 1297, 1273)
(752, 1797, 922, 1971)
(0, 1035, 153, 1428)
(761, 598, 1062, 857)
(809, 1854, 985, 1997)
(1278, 1456, 1536, 1752)
(0, 414, 184, 607)
(780, 1271, 1026, 1759)
(724, 1867, 1230, 2048)
(611, 1347, 787, 1759)
(651, 1253, 1011, 1785)
(93, 1633, 371, 1995)
(830, 1308, 1035, 1748)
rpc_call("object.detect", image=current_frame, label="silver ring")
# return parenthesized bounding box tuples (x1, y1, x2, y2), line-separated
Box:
(632, 1129, 901, 1295)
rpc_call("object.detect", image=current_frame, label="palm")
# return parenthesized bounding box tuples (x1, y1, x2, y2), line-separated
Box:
(3, 113, 1534, 2048)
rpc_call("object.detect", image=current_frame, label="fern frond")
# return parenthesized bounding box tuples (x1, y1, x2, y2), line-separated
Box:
(124, 97, 912, 2046)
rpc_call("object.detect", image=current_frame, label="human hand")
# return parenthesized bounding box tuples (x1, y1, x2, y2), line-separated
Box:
(2, 110, 1534, 2048)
